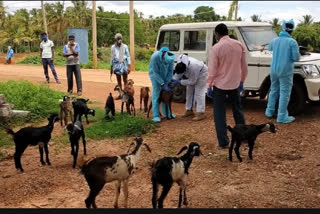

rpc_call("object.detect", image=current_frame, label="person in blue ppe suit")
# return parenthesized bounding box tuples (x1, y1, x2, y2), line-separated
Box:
(148, 47, 176, 123)
(265, 19, 300, 123)
(5, 46, 14, 64)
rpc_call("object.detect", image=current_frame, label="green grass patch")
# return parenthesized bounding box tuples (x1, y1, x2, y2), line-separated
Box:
(0, 129, 13, 148)
(85, 111, 156, 139)
(0, 80, 65, 122)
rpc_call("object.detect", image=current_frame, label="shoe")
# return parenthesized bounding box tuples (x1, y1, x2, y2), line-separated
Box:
(277, 116, 295, 124)
(68, 91, 73, 94)
(192, 113, 206, 121)
(152, 117, 161, 123)
(168, 113, 176, 119)
(182, 110, 194, 118)
(265, 109, 274, 118)
(56, 80, 61, 84)
(77, 92, 82, 96)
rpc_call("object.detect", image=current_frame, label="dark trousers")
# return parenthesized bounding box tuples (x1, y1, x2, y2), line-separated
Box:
(116, 73, 128, 89)
(42, 58, 59, 82)
(212, 86, 245, 147)
(66, 64, 82, 93)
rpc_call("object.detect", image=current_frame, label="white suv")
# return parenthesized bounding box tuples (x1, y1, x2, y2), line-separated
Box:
(155, 21, 320, 115)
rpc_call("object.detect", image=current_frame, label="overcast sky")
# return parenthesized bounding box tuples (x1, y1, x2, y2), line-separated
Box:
(3, 1, 320, 24)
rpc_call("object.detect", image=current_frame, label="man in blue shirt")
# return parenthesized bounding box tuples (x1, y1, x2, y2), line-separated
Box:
(63, 35, 82, 96)
(265, 19, 300, 123)
(110, 33, 131, 99)
(5, 46, 14, 64)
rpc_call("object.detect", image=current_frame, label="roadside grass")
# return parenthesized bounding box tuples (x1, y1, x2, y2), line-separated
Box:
(0, 80, 64, 122)
(85, 110, 156, 140)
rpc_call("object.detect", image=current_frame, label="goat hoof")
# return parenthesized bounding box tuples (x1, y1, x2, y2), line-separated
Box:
(47, 162, 51, 165)
(41, 161, 46, 165)
(183, 201, 188, 206)
(114, 205, 118, 209)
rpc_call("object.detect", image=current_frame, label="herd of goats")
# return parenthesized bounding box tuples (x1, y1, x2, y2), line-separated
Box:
(2, 79, 276, 209)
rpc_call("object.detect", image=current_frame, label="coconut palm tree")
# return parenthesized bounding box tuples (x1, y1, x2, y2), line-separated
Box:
(228, 1, 238, 21)
(300, 14, 313, 25)
(270, 18, 280, 28)
(251, 14, 262, 22)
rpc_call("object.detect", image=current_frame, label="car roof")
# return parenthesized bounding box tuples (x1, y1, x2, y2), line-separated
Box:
(160, 21, 272, 30)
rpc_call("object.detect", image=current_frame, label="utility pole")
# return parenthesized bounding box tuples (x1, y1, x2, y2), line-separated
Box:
(92, 0, 97, 69)
(41, 0, 48, 35)
(129, 0, 135, 72)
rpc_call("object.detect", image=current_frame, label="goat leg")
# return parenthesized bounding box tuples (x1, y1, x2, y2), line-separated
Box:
(178, 187, 183, 208)
(14, 145, 27, 172)
(147, 101, 152, 118)
(248, 140, 254, 160)
(144, 97, 148, 113)
(151, 177, 158, 208)
(234, 142, 242, 162)
(113, 181, 121, 208)
(123, 179, 129, 208)
(121, 102, 124, 114)
(183, 188, 188, 206)
(229, 138, 235, 162)
(70, 142, 74, 155)
(158, 183, 172, 209)
(69, 110, 73, 124)
(39, 144, 46, 165)
(85, 114, 89, 125)
(82, 132, 87, 155)
(168, 101, 173, 119)
(60, 107, 64, 126)
(73, 144, 79, 168)
(140, 96, 142, 111)
(44, 143, 51, 165)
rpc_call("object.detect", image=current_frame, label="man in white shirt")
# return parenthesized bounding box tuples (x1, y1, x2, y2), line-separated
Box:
(40, 32, 60, 84)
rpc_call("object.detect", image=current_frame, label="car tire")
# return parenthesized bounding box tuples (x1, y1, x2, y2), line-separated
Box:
(288, 81, 306, 116)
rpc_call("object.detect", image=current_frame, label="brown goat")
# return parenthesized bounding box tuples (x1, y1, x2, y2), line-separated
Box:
(147, 89, 174, 119)
(124, 79, 135, 97)
(140, 87, 150, 113)
(60, 95, 74, 126)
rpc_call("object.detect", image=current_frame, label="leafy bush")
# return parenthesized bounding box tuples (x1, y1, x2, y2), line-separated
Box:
(0, 80, 64, 121)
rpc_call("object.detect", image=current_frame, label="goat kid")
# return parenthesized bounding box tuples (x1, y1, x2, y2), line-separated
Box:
(227, 122, 276, 162)
(114, 85, 135, 116)
(81, 137, 151, 209)
(104, 92, 115, 120)
(147, 82, 174, 119)
(60, 95, 74, 126)
(151, 142, 202, 208)
(72, 98, 95, 124)
(140, 87, 150, 113)
(123, 79, 135, 97)
(66, 119, 87, 168)
(5, 113, 60, 172)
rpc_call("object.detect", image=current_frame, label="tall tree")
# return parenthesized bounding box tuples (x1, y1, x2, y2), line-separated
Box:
(251, 14, 262, 22)
(228, 1, 238, 21)
(300, 14, 313, 25)
(194, 6, 219, 22)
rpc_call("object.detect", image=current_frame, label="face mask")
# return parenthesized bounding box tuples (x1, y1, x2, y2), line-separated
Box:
(42, 36, 47, 41)
(163, 52, 175, 64)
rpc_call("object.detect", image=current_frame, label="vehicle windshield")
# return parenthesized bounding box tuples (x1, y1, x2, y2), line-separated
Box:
(239, 27, 278, 51)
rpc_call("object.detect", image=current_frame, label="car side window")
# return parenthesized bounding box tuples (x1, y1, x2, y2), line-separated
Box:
(157, 31, 180, 51)
(184, 30, 206, 51)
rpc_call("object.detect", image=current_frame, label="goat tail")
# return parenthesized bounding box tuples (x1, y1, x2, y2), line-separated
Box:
(5, 128, 15, 136)
(226, 125, 233, 133)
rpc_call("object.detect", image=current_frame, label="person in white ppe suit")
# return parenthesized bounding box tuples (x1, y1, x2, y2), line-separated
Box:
(170, 54, 208, 121)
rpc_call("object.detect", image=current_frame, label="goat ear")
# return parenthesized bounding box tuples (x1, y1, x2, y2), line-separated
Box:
(177, 145, 188, 155)
(143, 143, 152, 153)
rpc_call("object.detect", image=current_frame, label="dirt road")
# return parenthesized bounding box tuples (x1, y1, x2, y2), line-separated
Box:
(0, 64, 319, 208)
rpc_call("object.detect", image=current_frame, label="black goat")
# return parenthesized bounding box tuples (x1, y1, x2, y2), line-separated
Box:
(227, 122, 276, 162)
(151, 142, 202, 208)
(81, 137, 151, 209)
(5, 113, 60, 172)
(104, 92, 115, 120)
(72, 98, 95, 124)
(66, 119, 87, 168)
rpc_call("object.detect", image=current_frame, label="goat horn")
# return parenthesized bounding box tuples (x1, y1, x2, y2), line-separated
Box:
(177, 145, 188, 155)
(144, 143, 152, 153)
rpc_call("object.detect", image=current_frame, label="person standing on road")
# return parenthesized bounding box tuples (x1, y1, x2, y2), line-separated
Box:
(170, 54, 208, 121)
(207, 23, 248, 149)
(110, 33, 131, 100)
(265, 19, 300, 123)
(40, 32, 60, 84)
(5, 46, 14, 64)
(63, 35, 83, 96)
